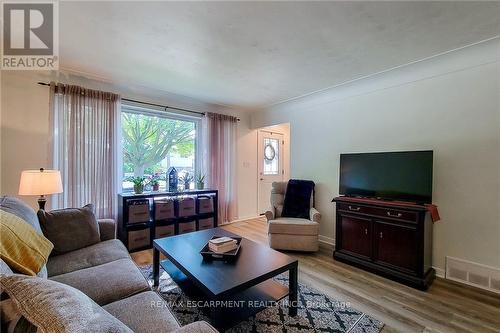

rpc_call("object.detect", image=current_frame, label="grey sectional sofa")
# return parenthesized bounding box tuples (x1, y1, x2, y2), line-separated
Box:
(0, 196, 217, 333)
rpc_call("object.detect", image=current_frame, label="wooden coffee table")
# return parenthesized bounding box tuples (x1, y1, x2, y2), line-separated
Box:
(153, 228, 298, 329)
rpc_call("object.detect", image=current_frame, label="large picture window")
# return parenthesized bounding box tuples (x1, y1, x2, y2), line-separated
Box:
(121, 104, 199, 192)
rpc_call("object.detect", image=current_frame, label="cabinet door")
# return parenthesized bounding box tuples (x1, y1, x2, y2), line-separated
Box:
(338, 214, 372, 259)
(373, 220, 417, 273)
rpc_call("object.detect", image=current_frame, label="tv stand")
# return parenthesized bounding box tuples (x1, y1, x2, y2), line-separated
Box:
(332, 196, 435, 290)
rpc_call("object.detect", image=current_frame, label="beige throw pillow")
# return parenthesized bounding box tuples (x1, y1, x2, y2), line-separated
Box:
(0, 274, 132, 333)
(37, 204, 100, 254)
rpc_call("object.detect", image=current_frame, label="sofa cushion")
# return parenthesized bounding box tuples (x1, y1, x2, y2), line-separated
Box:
(38, 204, 101, 255)
(0, 274, 132, 333)
(47, 239, 129, 277)
(50, 258, 149, 305)
(0, 210, 53, 276)
(0, 196, 42, 234)
(268, 218, 319, 236)
(0, 258, 13, 275)
(0, 197, 49, 278)
(103, 291, 180, 333)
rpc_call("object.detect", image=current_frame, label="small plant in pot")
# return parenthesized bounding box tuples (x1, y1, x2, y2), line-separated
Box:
(196, 174, 206, 190)
(127, 176, 146, 194)
(150, 174, 162, 191)
(179, 173, 194, 191)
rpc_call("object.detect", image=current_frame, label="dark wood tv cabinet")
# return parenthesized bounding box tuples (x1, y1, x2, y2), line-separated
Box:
(332, 196, 435, 290)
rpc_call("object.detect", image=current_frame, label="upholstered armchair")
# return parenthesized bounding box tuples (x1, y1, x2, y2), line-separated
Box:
(265, 181, 321, 252)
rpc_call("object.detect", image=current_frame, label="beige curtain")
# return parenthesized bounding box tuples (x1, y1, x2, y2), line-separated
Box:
(49, 82, 120, 219)
(202, 112, 238, 224)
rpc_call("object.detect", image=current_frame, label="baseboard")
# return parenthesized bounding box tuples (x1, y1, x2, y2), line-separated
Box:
(318, 235, 335, 246)
(433, 266, 445, 278)
(226, 215, 261, 225)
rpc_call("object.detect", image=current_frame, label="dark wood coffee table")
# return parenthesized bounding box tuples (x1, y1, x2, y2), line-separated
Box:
(153, 228, 298, 329)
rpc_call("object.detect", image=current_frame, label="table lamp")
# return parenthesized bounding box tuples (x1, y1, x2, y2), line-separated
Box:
(18, 168, 63, 210)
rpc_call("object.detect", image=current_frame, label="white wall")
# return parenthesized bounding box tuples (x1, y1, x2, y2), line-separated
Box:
(0, 70, 257, 218)
(252, 39, 500, 271)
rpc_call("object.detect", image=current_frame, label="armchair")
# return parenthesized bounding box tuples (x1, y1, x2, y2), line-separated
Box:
(265, 181, 321, 252)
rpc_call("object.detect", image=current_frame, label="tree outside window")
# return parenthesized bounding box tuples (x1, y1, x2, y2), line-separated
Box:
(121, 111, 196, 191)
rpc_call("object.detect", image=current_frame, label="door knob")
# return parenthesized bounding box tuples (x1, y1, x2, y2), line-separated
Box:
(379, 232, 383, 239)
(364, 228, 368, 235)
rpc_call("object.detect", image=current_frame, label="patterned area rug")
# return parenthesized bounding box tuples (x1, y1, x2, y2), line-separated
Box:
(140, 265, 383, 332)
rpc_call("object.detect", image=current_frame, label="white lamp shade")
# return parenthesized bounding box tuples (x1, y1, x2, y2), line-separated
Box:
(18, 169, 63, 196)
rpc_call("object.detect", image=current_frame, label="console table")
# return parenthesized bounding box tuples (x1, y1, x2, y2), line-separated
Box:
(332, 196, 435, 290)
(117, 189, 218, 252)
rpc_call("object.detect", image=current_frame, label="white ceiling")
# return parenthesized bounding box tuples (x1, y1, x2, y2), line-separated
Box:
(59, 1, 500, 108)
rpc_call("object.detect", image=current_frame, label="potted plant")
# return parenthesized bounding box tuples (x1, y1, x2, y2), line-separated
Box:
(127, 176, 146, 194)
(179, 173, 193, 191)
(150, 174, 162, 191)
(196, 174, 206, 190)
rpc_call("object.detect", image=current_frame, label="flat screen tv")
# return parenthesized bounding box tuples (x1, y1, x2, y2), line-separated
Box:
(339, 150, 433, 204)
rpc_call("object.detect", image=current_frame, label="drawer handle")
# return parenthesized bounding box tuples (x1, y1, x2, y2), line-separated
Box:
(387, 211, 402, 218)
(348, 206, 361, 211)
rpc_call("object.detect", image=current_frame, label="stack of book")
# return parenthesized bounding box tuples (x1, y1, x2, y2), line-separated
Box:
(208, 237, 237, 253)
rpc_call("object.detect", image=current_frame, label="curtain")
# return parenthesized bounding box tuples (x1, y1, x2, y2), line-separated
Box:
(202, 112, 238, 224)
(49, 82, 120, 219)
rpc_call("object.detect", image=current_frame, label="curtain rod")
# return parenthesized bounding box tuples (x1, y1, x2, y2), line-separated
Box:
(37, 82, 240, 121)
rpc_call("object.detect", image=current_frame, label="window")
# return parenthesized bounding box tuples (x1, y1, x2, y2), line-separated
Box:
(121, 104, 200, 192)
(263, 137, 280, 175)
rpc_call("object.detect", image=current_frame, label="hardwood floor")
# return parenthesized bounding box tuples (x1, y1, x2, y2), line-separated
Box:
(131, 217, 500, 333)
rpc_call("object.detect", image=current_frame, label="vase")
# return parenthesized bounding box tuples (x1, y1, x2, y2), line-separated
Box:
(134, 184, 144, 194)
(152, 184, 159, 191)
(196, 181, 204, 190)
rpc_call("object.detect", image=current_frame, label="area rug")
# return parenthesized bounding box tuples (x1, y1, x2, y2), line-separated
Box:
(140, 265, 384, 333)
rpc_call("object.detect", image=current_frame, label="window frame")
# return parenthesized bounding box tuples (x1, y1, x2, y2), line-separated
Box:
(120, 101, 202, 192)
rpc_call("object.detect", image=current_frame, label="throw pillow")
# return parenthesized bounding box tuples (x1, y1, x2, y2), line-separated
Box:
(0, 274, 133, 333)
(37, 204, 101, 254)
(0, 210, 53, 276)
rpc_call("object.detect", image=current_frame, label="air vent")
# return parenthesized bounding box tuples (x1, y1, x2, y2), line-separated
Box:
(446, 257, 500, 294)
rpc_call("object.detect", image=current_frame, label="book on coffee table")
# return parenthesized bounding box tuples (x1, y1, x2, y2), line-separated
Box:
(209, 237, 237, 253)
(200, 236, 242, 261)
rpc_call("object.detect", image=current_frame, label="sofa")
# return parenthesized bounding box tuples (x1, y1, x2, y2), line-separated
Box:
(0, 196, 217, 333)
(265, 181, 321, 252)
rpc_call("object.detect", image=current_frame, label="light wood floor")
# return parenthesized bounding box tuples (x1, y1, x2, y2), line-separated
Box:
(131, 217, 500, 333)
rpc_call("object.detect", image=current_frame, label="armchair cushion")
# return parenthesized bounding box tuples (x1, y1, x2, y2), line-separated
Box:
(98, 219, 116, 241)
(268, 218, 319, 236)
(38, 204, 100, 255)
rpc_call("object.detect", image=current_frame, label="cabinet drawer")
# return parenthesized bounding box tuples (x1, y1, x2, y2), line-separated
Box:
(198, 218, 214, 230)
(127, 203, 150, 224)
(155, 225, 175, 239)
(154, 200, 175, 220)
(178, 198, 196, 217)
(178, 221, 196, 234)
(337, 203, 417, 223)
(198, 197, 214, 214)
(128, 228, 150, 251)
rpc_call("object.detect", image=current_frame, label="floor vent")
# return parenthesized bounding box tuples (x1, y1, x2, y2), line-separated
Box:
(446, 256, 500, 294)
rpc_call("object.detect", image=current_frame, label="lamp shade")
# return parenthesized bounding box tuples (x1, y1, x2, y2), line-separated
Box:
(18, 169, 63, 196)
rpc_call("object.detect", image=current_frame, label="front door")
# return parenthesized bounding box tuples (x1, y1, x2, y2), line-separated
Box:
(257, 130, 284, 215)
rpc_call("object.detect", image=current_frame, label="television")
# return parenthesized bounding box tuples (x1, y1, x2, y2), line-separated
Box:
(339, 150, 433, 204)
